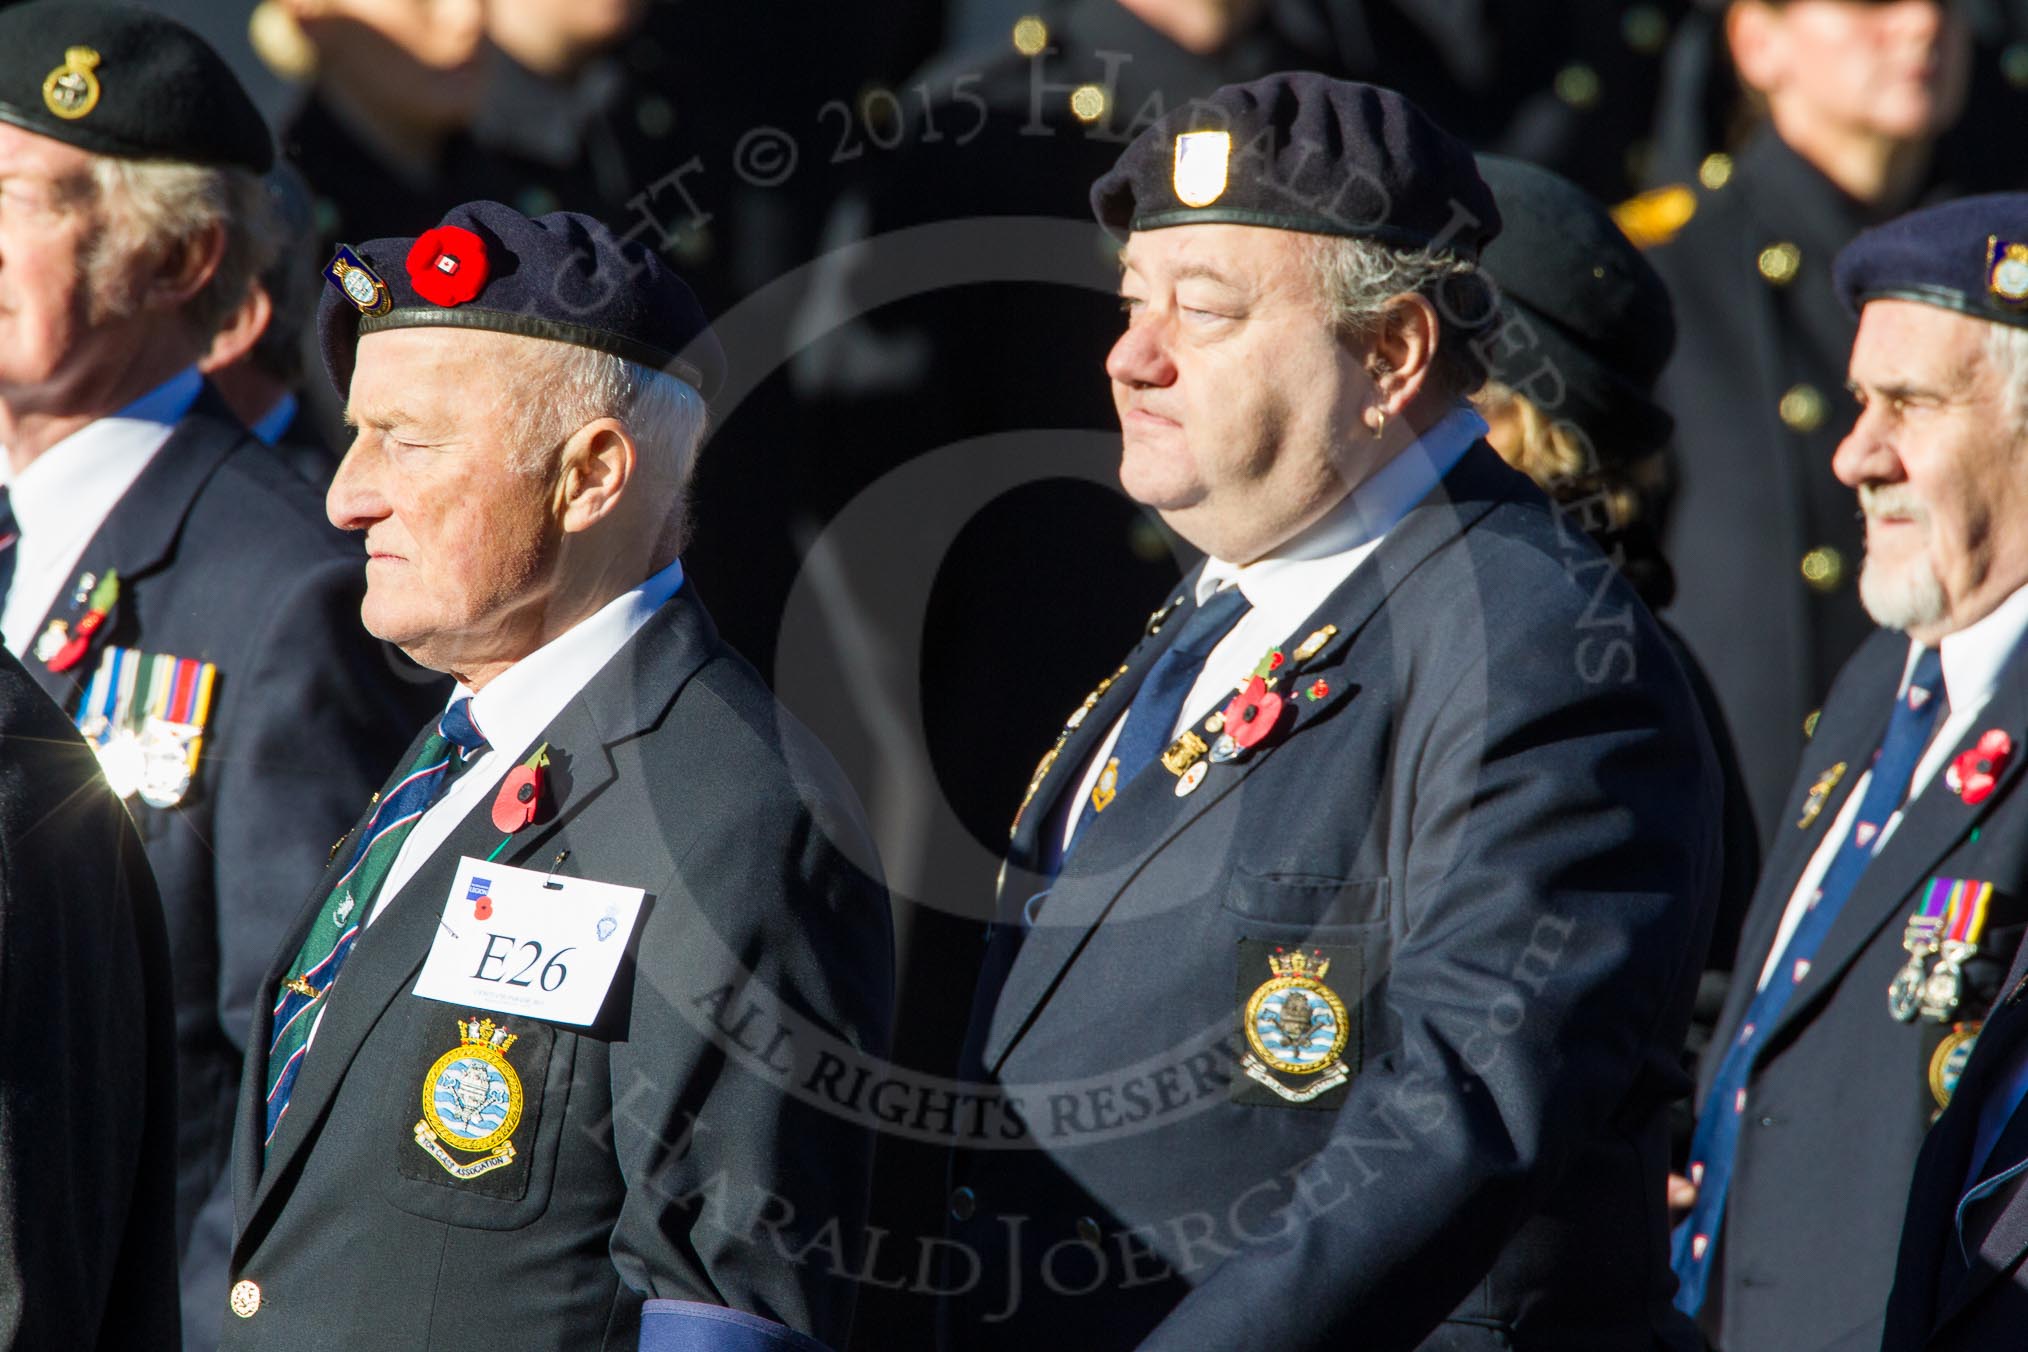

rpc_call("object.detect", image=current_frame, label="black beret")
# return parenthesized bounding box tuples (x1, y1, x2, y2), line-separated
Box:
(1091, 73, 1500, 259)
(1833, 193, 2028, 331)
(0, 1, 270, 173)
(318, 200, 725, 401)
(1474, 154, 1677, 452)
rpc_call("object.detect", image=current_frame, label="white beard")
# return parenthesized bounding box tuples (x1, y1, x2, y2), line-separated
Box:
(1859, 550, 1947, 632)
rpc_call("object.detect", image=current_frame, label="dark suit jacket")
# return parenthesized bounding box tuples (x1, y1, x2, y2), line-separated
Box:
(223, 586, 894, 1350)
(19, 386, 444, 1345)
(0, 649, 178, 1348)
(1881, 721, 2028, 1350)
(1698, 628, 2028, 1351)
(945, 444, 1720, 1351)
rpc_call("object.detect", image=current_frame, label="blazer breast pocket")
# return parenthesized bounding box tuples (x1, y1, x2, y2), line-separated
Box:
(380, 1007, 576, 1230)
(1219, 872, 1391, 932)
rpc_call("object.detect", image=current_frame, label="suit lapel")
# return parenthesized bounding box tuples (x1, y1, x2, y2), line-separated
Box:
(982, 447, 1510, 1075)
(23, 389, 246, 710)
(1769, 658, 2028, 1044)
(234, 589, 720, 1243)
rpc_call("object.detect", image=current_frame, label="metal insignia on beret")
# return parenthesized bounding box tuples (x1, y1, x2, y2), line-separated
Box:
(41, 46, 101, 121)
(1173, 131, 1231, 209)
(325, 245, 393, 317)
(1988, 236, 2028, 308)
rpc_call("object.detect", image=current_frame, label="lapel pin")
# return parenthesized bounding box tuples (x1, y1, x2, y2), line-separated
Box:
(490, 742, 551, 837)
(1291, 624, 1338, 664)
(1175, 761, 1209, 796)
(1796, 761, 1847, 829)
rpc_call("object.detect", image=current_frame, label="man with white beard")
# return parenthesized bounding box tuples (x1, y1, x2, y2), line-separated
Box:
(1671, 192, 2028, 1352)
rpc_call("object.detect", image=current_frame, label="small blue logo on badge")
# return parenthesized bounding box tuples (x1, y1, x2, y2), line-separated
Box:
(467, 877, 491, 901)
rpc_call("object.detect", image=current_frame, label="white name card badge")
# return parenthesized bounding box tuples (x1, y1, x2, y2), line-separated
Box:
(413, 856, 646, 1025)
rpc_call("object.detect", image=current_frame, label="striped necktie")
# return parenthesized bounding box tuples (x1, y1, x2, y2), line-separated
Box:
(263, 697, 489, 1152)
(1673, 646, 1946, 1313)
(0, 487, 17, 608)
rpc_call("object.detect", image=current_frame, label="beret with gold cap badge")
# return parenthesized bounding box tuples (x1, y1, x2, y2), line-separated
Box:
(1090, 72, 1500, 260)
(1833, 193, 2028, 330)
(318, 199, 725, 400)
(0, 0, 271, 172)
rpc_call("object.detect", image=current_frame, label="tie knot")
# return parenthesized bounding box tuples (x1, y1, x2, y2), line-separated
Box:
(437, 697, 489, 761)
(1907, 646, 1945, 711)
(1170, 584, 1252, 661)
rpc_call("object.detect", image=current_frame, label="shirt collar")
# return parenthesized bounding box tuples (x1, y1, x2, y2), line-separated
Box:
(457, 557, 687, 761)
(1195, 404, 1486, 605)
(1904, 579, 2028, 712)
(250, 392, 298, 446)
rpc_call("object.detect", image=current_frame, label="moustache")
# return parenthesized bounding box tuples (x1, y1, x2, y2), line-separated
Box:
(1858, 484, 1931, 526)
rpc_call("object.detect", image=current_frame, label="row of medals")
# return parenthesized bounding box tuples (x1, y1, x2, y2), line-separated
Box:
(1888, 916, 1977, 1025)
(78, 712, 199, 809)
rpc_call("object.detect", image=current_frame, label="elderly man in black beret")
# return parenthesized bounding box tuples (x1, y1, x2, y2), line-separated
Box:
(1675, 191, 2028, 1352)
(221, 200, 892, 1352)
(946, 72, 1721, 1350)
(0, 3, 445, 1345)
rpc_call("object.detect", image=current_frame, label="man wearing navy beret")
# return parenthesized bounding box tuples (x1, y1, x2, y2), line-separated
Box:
(0, 3, 445, 1344)
(220, 200, 893, 1351)
(947, 72, 1721, 1350)
(1757, 193, 2028, 1352)
(1671, 192, 2028, 1352)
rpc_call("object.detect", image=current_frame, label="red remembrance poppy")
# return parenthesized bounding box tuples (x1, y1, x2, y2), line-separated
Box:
(1948, 729, 2013, 806)
(493, 762, 544, 832)
(1223, 676, 1286, 750)
(407, 225, 488, 306)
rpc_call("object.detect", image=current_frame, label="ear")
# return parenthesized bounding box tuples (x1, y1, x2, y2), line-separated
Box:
(553, 417, 637, 534)
(1365, 291, 1440, 423)
(1727, 0, 1787, 97)
(199, 279, 273, 373)
(145, 219, 228, 312)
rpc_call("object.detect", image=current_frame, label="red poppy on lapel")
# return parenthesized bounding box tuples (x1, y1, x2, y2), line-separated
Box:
(1946, 730, 2013, 806)
(1223, 676, 1286, 750)
(493, 743, 550, 832)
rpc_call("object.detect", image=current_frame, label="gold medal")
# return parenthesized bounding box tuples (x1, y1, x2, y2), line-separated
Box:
(1931, 1022, 1982, 1110)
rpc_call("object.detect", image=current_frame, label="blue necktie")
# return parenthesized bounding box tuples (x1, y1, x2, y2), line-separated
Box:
(1059, 584, 1252, 862)
(1673, 646, 1947, 1313)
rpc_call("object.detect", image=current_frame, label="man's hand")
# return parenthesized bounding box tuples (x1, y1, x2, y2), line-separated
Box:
(1668, 1172, 1698, 1221)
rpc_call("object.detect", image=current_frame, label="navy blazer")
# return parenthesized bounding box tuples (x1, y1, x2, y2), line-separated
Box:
(0, 650, 179, 1348)
(945, 444, 1721, 1351)
(1698, 628, 2028, 1352)
(1880, 697, 2028, 1352)
(19, 387, 445, 1346)
(223, 585, 894, 1350)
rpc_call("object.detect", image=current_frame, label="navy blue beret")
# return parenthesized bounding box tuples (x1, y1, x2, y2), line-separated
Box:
(1475, 154, 1676, 451)
(1091, 74, 1500, 259)
(0, 0, 270, 173)
(318, 200, 724, 400)
(1833, 193, 2028, 331)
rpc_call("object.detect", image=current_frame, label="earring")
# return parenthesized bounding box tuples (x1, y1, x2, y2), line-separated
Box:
(1371, 409, 1387, 440)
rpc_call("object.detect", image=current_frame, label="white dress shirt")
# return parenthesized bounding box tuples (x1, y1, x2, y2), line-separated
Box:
(367, 557, 689, 926)
(0, 367, 202, 656)
(1756, 581, 2028, 990)
(1057, 405, 1487, 856)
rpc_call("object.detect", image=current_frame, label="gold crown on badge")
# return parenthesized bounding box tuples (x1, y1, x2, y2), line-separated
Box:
(459, 1016, 517, 1053)
(1269, 949, 1331, 981)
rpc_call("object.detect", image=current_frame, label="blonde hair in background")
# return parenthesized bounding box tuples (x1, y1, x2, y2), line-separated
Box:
(85, 155, 275, 345)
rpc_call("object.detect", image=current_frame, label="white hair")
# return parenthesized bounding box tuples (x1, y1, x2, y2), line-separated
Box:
(84, 156, 274, 342)
(1304, 234, 1495, 399)
(1984, 320, 2028, 434)
(510, 343, 710, 554)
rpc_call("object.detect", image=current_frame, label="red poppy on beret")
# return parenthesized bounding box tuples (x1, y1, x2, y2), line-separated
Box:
(406, 225, 489, 306)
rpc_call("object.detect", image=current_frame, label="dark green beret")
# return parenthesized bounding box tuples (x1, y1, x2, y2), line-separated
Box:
(0, 1, 271, 173)
(1091, 73, 1500, 260)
